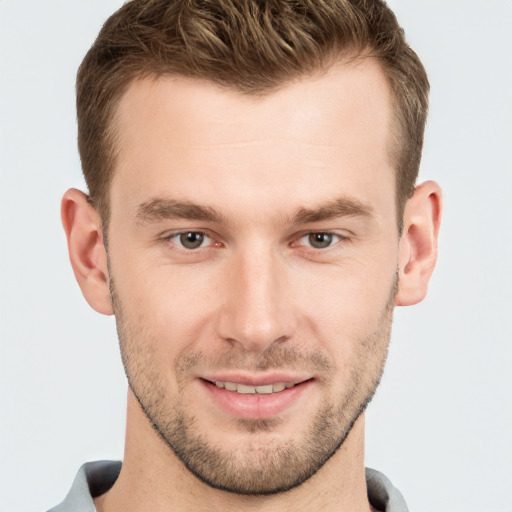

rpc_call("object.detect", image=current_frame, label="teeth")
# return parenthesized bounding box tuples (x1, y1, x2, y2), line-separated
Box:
(213, 381, 296, 394)
(255, 384, 273, 394)
(237, 384, 256, 394)
(224, 382, 238, 391)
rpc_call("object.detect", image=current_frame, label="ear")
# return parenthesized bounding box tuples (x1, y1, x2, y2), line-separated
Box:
(61, 188, 113, 315)
(395, 181, 443, 306)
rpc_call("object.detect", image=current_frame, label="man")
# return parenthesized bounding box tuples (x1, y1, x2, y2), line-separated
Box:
(54, 0, 442, 510)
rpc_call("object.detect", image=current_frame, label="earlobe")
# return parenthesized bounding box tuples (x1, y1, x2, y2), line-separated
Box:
(61, 188, 114, 315)
(395, 181, 443, 307)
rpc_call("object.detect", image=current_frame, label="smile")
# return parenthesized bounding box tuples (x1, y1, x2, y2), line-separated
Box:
(200, 377, 314, 419)
(213, 381, 297, 394)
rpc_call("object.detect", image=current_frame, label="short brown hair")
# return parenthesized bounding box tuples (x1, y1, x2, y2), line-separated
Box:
(77, 0, 429, 226)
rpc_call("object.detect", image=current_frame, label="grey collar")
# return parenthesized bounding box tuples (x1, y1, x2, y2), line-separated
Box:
(49, 461, 408, 512)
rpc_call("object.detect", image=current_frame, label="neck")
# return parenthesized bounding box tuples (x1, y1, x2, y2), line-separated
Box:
(95, 391, 373, 512)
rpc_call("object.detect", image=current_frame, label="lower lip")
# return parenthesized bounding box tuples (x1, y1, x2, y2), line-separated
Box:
(201, 380, 313, 420)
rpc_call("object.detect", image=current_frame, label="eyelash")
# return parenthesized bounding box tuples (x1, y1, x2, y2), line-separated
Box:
(163, 230, 349, 252)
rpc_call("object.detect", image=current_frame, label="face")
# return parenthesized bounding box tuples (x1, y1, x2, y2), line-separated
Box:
(107, 58, 400, 494)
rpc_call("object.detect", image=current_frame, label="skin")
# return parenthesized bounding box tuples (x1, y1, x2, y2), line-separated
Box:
(62, 57, 442, 512)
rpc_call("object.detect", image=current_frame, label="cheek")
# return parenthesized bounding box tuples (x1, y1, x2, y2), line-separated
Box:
(295, 256, 396, 356)
(111, 252, 221, 352)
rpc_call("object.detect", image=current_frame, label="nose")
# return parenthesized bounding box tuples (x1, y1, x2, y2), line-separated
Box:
(215, 245, 297, 353)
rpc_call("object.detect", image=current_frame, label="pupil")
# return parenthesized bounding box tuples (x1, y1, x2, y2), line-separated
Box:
(181, 232, 204, 249)
(309, 233, 332, 248)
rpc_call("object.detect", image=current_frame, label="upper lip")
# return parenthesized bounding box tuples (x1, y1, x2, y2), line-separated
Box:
(200, 373, 313, 386)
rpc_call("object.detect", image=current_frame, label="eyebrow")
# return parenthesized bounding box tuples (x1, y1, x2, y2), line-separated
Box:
(135, 196, 374, 225)
(135, 199, 225, 224)
(292, 197, 374, 224)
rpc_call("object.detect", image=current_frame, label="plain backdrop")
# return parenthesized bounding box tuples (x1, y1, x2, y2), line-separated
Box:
(1, 1, 511, 511)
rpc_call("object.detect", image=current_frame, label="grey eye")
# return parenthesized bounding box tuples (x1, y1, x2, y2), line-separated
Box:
(307, 233, 334, 249)
(179, 232, 206, 249)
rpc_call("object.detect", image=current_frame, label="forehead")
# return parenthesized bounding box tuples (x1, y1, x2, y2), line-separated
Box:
(111, 58, 395, 224)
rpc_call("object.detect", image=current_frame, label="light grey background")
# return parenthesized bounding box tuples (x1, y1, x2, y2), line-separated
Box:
(1, 1, 511, 511)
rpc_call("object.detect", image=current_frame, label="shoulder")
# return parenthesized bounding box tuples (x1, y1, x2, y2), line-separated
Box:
(47, 461, 121, 512)
(366, 467, 409, 512)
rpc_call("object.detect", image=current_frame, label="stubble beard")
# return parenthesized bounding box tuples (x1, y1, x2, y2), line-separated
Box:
(110, 277, 396, 496)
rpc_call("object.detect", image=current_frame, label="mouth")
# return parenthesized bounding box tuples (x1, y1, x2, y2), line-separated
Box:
(208, 380, 299, 395)
(199, 376, 314, 420)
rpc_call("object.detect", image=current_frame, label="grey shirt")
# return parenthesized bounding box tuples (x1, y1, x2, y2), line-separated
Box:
(48, 460, 408, 512)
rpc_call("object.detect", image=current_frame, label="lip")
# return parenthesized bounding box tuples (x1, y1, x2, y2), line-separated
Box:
(201, 372, 312, 387)
(199, 375, 314, 420)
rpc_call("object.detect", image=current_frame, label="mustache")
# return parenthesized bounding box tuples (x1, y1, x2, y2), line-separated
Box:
(175, 346, 335, 376)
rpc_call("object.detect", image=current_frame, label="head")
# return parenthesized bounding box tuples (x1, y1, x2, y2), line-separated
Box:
(77, 0, 429, 229)
(63, 0, 441, 498)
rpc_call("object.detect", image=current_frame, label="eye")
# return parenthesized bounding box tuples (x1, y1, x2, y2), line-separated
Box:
(299, 232, 343, 249)
(170, 231, 212, 250)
